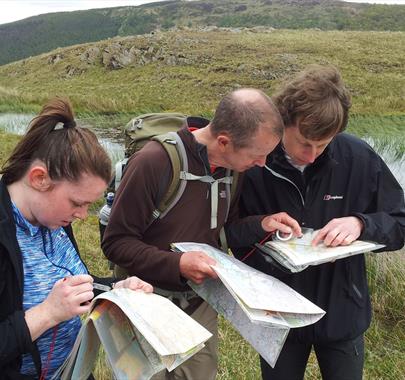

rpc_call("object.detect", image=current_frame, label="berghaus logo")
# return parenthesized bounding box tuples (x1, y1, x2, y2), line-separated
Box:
(323, 194, 344, 200)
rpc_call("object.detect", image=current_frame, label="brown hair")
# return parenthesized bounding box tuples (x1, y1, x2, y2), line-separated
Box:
(273, 65, 352, 140)
(210, 88, 283, 148)
(1, 97, 112, 185)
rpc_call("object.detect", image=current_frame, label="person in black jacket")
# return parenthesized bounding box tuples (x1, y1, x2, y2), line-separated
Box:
(0, 98, 153, 380)
(228, 65, 405, 380)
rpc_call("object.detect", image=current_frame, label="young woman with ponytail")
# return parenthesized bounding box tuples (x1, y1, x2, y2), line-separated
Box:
(0, 98, 152, 379)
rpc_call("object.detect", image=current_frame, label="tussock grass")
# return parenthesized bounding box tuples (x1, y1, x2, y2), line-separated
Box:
(72, 216, 110, 277)
(218, 317, 260, 379)
(367, 250, 405, 324)
(0, 130, 21, 164)
(0, 29, 404, 118)
(364, 318, 405, 379)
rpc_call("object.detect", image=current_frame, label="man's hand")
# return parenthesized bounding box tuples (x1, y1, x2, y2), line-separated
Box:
(114, 276, 153, 293)
(179, 251, 218, 284)
(261, 212, 302, 237)
(312, 216, 364, 247)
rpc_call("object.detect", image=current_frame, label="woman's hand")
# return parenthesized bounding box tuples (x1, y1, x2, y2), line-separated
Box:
(44, 274, 94, 323)
(25, 274, 94, 340)
(113, 276, 153, 293)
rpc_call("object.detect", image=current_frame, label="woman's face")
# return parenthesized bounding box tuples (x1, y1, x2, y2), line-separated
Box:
(31, 173, 107, 229)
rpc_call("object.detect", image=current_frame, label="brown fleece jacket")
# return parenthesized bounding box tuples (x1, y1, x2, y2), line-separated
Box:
(102, 127, 263, 291)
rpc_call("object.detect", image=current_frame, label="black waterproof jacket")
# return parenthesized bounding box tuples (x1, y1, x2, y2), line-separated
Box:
(228, 133, 405, 343)
(0, 180, 111, 379)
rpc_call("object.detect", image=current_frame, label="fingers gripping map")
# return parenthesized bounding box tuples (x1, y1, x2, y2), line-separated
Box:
(172, 242, 326, 367)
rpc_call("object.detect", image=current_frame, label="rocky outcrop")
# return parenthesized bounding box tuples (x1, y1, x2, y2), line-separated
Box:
(79, 39, 193, 70)
(80, 47, 101, 64)
(41, 26, 280, 74)
(47, 54, 64, 64)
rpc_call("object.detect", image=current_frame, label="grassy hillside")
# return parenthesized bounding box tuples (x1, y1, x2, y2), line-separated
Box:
(1, 0, 405, 65)
(0, 28, 404, 124)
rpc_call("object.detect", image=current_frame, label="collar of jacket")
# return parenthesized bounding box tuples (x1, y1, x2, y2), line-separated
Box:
(1, 180, 43, 377)
(0, 180, 81, 292)
(177, 126, 229, 178)
(0, 179, 24, 296)
(267, 140, 338, 181)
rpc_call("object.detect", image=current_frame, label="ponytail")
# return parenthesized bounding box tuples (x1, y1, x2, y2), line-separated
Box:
(1, 97, 111, 185)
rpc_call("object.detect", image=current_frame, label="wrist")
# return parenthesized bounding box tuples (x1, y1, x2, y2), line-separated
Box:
(38, 301, 60, 327)
(352, 215, 365, 234)
(25, 303, 58, 341)
(260, 216, 270, 231)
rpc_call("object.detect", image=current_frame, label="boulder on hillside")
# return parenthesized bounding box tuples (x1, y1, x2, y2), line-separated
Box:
(80, 47, 101, 64)
(64, 65, 84, 77)
(48, 54, 63, 64)
(102, 42, 137, 69)
(98, 40, 193, 70)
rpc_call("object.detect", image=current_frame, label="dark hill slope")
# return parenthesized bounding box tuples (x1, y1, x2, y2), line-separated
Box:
(0, 10, 122, 66)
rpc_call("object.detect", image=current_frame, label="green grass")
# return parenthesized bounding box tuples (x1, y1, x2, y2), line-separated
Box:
(0, 130, 21, 164)
(0, 29, 404, 119)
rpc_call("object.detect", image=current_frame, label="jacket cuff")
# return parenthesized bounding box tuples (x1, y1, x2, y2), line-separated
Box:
(13, 310, 34, 352)
(351, 213, 368, 240)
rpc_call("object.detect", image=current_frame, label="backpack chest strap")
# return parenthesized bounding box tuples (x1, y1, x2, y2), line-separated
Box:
(180, 171, 233, 229)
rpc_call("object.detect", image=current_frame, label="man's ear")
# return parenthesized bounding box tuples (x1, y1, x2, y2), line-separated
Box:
(217, 134, 232, 152)
(28, 166, 52, 191)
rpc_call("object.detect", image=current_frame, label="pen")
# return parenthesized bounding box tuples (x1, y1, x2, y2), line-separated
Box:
(93, 283, 112, 292)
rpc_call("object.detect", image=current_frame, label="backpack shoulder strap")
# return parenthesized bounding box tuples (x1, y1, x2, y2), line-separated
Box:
(229, 171, 239, 206)
(219, 170, 240, 253)
(151, 131, 188, 219)
(114, 158, 129, 191)
(151, 131, 239, 231)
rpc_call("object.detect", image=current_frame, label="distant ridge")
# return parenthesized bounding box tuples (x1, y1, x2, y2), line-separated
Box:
(1, 0, 405, 66)
(1, 27, 404, 117)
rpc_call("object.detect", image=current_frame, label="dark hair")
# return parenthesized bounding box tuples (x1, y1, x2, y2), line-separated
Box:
(1, 97, 112, 185)
(210, 88, 283, 148)
(273, 65, 352, 140)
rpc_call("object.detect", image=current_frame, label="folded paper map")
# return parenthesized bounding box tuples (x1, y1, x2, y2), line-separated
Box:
(53, 289, 212, 380)
(258, 229, 384, 272)
(171, 242, 326, 367)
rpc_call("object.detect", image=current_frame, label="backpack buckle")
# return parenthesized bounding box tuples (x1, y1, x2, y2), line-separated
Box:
(131, 118, 143, 130)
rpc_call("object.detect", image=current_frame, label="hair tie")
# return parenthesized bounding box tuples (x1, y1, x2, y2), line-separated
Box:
(63, 120, 76, 129)
(53, 120, 77, 130)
